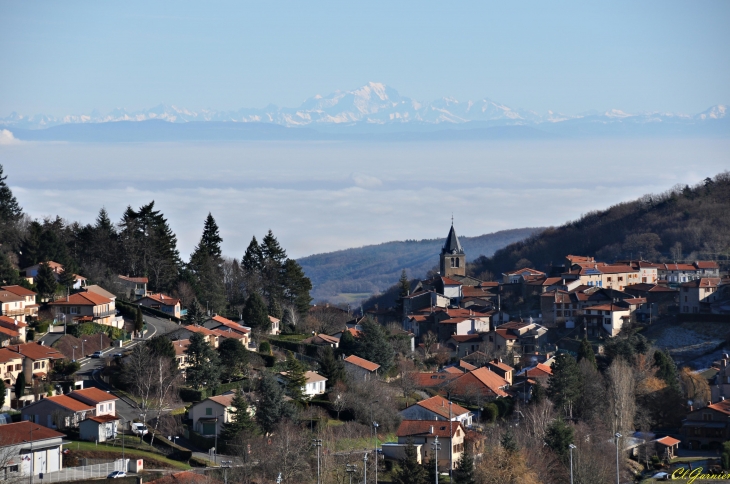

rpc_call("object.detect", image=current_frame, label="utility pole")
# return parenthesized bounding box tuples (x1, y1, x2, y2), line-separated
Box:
(312, 439, 322, 484)
(569, 444, 576, 484)
(346, 464, 357, 484)
(221, 460, 232, 484)
(431, 436, 441, 484)
(449, 401, 453, 481)
(363, 452, 368, 484)
(615, 432, 622, 484)
(373, 421, 379, 484)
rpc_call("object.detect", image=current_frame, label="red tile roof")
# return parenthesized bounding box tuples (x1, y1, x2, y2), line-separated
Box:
(441, 277, 463, 286)
(397, 420, 464, 439)
(86, 414, 120, 423)
(7, 343, 65, 361)
(211, 328, 246, 340)
(413, 372, 459, 388)
(655, 436, 680, 447)
(504, 268, 545, 277)
(459, 360, 477, 371)
(210, 315, 250, 334)
(463, 367, 509, 397)
(707, 400, 730, 416)
(587, 304, 630, 312)
(680, 278, 721, 289)
(69, 387, 118, 404)
(413, 395, 470, 418)
(0, 315, 27, 328)
(344, 355, 380, 372)
(0, 421, 65, 445)
(208, 393, 236, 407)
(494, 329, 518, 340)
(40, 394, 95, 412)
(118, 275, 149, 284)
(1, 285, 37, 297)
(0, 348, 22, 363)
(488, 359, 514, 372)
(694, 261, 719, 269)
(49, 291, 111, 306)
(442, 366, 464, 374)
(0, 325, 20, 338)
(173, 339, 190, 356)
(140, 293, 180, 306)
(449, 334, 483, 343)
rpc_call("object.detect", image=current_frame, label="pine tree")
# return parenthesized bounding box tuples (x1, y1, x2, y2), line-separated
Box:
(453, 443, 476, 484)
(577, 338, 597, 369)
(260, 229, 287, 264)
(359, 319, 394, 372)
(0, 164, 23, 249)
(146, 335, 176, 361)
(392, 439, 428, 484)
(284, 351, 307, 403)
(338, 329, 359, 357)
(531, 380, 545, 404)
(186, 298, 205, 325)
(547, 353, 583, 419)
(654, 349, 679, 390)
(134, 306, 144, 333)
(217, 338, 249, 380)
(500, 427, 519, 453)
(318, 346, 346, 385)
(187, 214, 226, 314)
(259, 230, 287, 305)
(241, 236, 263, 273)
(0, 251, 19, 285)
(35, 262, 58, 299)
(220, 389, 256, 446)
(281, 258, 313, 316)
(396, 269, 410, 316)
(199, 213, 223, 259)
(58, 269, 76, 291)
(545, 417, 574, 463)
(184, 332, 221, 390)
(256, 371, 291, 434)
(14, 371, 26, 405)
(268, 298, 282, 320)
(242, 293, 270, 332)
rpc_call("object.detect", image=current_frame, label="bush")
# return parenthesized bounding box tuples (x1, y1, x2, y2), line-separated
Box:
(483, 403, 498, 423)
(27, 329, 35, 341)
(147, 434, 193, 461)
(213, 380, 244, 396)
(494, 397, 513, 418)
(179, 388, 207, 402)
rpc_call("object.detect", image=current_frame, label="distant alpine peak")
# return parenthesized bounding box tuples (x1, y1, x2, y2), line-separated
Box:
(0, 83, 725, 130)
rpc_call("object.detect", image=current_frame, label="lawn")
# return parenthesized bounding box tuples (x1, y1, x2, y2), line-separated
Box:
(64, 440, 191, 470)
(332, 433, 397, 452)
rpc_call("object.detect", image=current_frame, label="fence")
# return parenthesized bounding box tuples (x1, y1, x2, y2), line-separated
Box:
(38, 458, 126, 482)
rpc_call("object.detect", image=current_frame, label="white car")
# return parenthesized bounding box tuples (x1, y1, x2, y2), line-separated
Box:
(91, 351, 103, 358)
(650, 472, 669, 481)
(108, 471, 127, 478)
(131, 423, 148, 436)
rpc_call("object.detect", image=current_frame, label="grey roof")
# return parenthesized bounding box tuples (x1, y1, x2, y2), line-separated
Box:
(441, 225, 464, 255)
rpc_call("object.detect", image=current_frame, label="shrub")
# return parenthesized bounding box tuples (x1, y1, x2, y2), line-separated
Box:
(27, 329, 35, 341)
(259, 341, 271, 355)
(179, 388, 206, 402)
(483, 403, 498, 423)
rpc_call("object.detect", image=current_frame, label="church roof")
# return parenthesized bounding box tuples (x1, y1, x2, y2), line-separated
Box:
(441, 224, 464, 255)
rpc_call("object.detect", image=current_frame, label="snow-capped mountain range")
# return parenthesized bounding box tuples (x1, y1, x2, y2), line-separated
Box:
(2, 82, 726, 130)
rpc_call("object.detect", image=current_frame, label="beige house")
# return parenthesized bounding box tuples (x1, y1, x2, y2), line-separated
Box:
(203, 315, 251, 347)
(135, 293, 182, 319)
(0, 348, 23, 394)
(188, 393, 236, 436)
(67, 387, 118, 416)
(582, 304, 630, 337)
(22, 261, 86, 290)
(679, 278, 722, 314)
(564, 263, 641, 291)
(7, 342, 65, 384)
(49, 291, 121, 328)
(117, 275, 148, 299)
(0, 285, 38, 322)
(0, 316, 27, 343)
(400, 395, 472, 427)
(21, 394, 95, 429)
(387, 420, 466, 470)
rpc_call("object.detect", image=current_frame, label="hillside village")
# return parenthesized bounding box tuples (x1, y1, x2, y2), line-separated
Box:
(0, 169, 729, 484)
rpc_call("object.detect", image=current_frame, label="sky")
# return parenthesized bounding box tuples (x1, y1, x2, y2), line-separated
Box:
(1, 1, 729, 117)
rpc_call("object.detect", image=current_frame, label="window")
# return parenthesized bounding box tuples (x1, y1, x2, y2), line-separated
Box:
(15, 364, 20, 371)
(703, 413, 712, 421)
(607, 277, 612, 282)
(33, 362, 40, 370)
(205, 407, 212, 416)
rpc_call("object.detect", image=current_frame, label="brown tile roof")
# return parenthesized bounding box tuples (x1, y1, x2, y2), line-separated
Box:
(587, 304, 630, 312)
(118, 275, 149, 284)
(0, 347, 22, 363)
(397, 420, 464, 439)
(414, 395, 470, 419)
(207, 393, 236, 407)
(441, 277, 463, 286)
(488, 359, 514, 372)
(210, 315, 250, 334)
(463, 367, 509, 397)
(0, 325, 20, 337)
(695, 261, 719, 269)
(459, 360, 477, 371)
(69, 387, 118, 404)
(449, 334, 483, 343)
(49, 291, 111, 306)
(0, 315, 27, 328)
(494, 329, 518, 340)
(413, 372, 459, 388)
(1, 285, 37, 297)
(140, 293, 180, 306)
(0, 291, 23, 303)
(657, 263, 699, 271)
(680, 278, 721, 289)
(86, 414, 120, 423)
(7, 343, 65, 361)
(173, 339, 190, 356)
(0, 421, 66, 445)
(344, 355, 380, 372)
(40, 394, 95, 412)
(655, 436, 681, 447)
(185, 325, 218, 336)
(707, 400, 730, 416)
(442, 366, 464, 374)
(211, 328, 246, 340)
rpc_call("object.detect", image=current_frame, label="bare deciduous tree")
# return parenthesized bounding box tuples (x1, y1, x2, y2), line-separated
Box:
(257, 420, 312, 483)
(396, 358, 418, 406)
(607, 357, 636, 439)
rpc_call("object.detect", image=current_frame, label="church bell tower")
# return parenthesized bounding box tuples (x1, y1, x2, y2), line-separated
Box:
(439, 222, 466, 277)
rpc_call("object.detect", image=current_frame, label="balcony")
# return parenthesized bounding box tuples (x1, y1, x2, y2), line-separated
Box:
(1, 309, 25, 317)
(93, 310, 118, 319)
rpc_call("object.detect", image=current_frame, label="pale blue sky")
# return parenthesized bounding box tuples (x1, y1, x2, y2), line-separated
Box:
(1, 1, 728, 117)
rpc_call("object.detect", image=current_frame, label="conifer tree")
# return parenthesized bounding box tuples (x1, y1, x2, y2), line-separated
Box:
(577, 337, 597, 369)
(134, 306, 144, 333)
(453, 443, 476, 484)
(199, 213, 223, 259)
(268, 298, 282, 320)
(14, 371, 26, 405)
(146, 335, 176, 362)
(0, 164, 23, 249)
(257, 371, 291, 434)
(284, 351, 307, 403)
(281, 258, 313, 316)
(654, 349, 679, 390)
(531, 379, 545, 404)
(188, 214, 226, 314)
(359, 318, 394, 372)
(547, 353, 583, 419)
(241, 236, 263, 273)
(500, 427, 519, 453)
(396, 269, 410, 316)
(220, 389, 256, 445)
(184, 332, 221, 390)
(392, 439, 428, 484)
(338, 329, 359, 357)
(217, 338, 249, 380)
(318, 346, 346, 385)
(242, 293, 270, 332)
(0, 252, 19, 285)
(545, 417, 574, 463)
(35, 262, 58, 299)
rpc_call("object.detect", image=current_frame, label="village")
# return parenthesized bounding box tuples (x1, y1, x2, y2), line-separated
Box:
(0, 219, 729, 484)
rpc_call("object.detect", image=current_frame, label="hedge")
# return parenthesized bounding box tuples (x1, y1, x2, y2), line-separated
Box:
(186, 429, 215, 452)
(117, 299, 181, 323)
(179, 388, 207, 402)
(67, 322, 123, 341)
(146, 434, 193, 461)
(213, 380, 244, 396)
(267, 338, 321, 358)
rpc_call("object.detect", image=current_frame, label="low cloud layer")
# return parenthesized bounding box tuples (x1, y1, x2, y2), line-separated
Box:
(2, 138, 728, 260)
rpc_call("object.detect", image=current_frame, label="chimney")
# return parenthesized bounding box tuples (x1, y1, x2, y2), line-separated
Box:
(723, 359, 727, 368)
(429, 425, 434, 434)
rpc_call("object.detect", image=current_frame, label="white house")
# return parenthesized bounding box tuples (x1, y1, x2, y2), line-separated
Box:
(400, 395, 472, 427)
(0, 421, 67, 479)
(79, 415, 120, 443)
(278, 371, 327, 399)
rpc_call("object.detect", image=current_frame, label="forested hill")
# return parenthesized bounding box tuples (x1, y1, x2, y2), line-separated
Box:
(469, 172, 730, 278)
(298, 227, 541, 304)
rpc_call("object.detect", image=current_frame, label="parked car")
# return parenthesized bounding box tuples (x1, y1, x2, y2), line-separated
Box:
(650, 472, 669, 481)
(108, 471, 127, 478)
(91, 351, 103, 358)
(131, 423, 148, 436)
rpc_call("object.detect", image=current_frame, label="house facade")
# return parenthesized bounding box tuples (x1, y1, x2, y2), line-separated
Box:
(658, 262, 720, 284)
(79, 415, 120, 443)
(679, 278, 722, 314)
(344, 355, 380, 381)
(400, 395, 472, 427)
(188, 393, 235, 436)
(0, 285, 38, 322)
(0, 421, 67, 479)
(135, 293, 182, 319)
(20, 395, 95, 429)
(48, 291, 121, 328)
(679, 399, 730, 450)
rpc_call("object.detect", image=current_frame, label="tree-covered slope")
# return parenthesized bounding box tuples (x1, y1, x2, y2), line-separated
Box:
(298, 227, 542, 303)
(469, 172, 730, 278)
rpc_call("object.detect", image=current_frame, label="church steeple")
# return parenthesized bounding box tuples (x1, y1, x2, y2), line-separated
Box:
(440, 222, 466, 277)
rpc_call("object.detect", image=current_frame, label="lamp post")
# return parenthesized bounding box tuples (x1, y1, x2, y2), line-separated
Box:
(72, 345, 77, 362)
(221, 460, 232, 484)
(431, 436, 441, 484)
(615, 432, 622, 484)
(449, 401, 453, 481)
(346, 464, 357, 484)
(569, 444, 576, 484)
(312, 439, 322, 484)
(214, 415, 220, 466)
(363, 452, 368, 484)
(373, 421, 379, 484)
(81, 339, 86, 358)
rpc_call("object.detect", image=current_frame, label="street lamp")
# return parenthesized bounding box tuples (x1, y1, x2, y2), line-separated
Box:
(81, 339, 87, 358)
(72, 345, 78, 362)
(569, 444, 576, 484)
(221, 460, 232, 484)
(431, 436, 441, 484)
(615, 432, 622, 484)
(449, 401, 453, 481)
(312, 439, 322, 484)
(373, 421, 379, 484)
(346, 463, 357, 484)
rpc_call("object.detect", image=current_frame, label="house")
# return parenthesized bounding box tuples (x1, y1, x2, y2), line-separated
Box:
(344, 355, 380, 381)
(503, 268, 546, 285)
(173, 339, 191, 373)
(168, 325, 219, 348)
(516, 363, 553, 386)
(20, 394, 95, 429)
(0, 348, 23, 389)
(679, 278, 722, 314)
(488, 320, 549, 359)
(22, 261, 86, 290)
(48, 291, 122, 328)
(0, 316, 27, 343)
(0, 421, 67, 479)
(67, 387, 118, 416)
(679, 399, 730, 450)
(117, 275, 148, 299)
(301, 333, 340, 348)
(278, 370, 327, 399)
(0, 323, 20, 347)
(202, 315, 251, 347)
(654, 436, 680, 460)
(400, 395, 472, 427)
(445, 334, 485, 359)
(449, 367, 510, 400)
(486, 359, 514, 385)
(624, 283, 678, 318)
(79, 414, 120, 443)
(7, 343, 65, 384)
(268, 315, 280, 335)
(387, 420, 466, 470)
(188, 393, 236, 436)
(562, 262, 643, 291)
(0, 285, 38, 322)
(658, 261, 720, 284)
(135, 293, 182, 319)
(582, 304, 631, 337)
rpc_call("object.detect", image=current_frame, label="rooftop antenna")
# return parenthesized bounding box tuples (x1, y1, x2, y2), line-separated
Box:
(451, 213, 454, 226)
